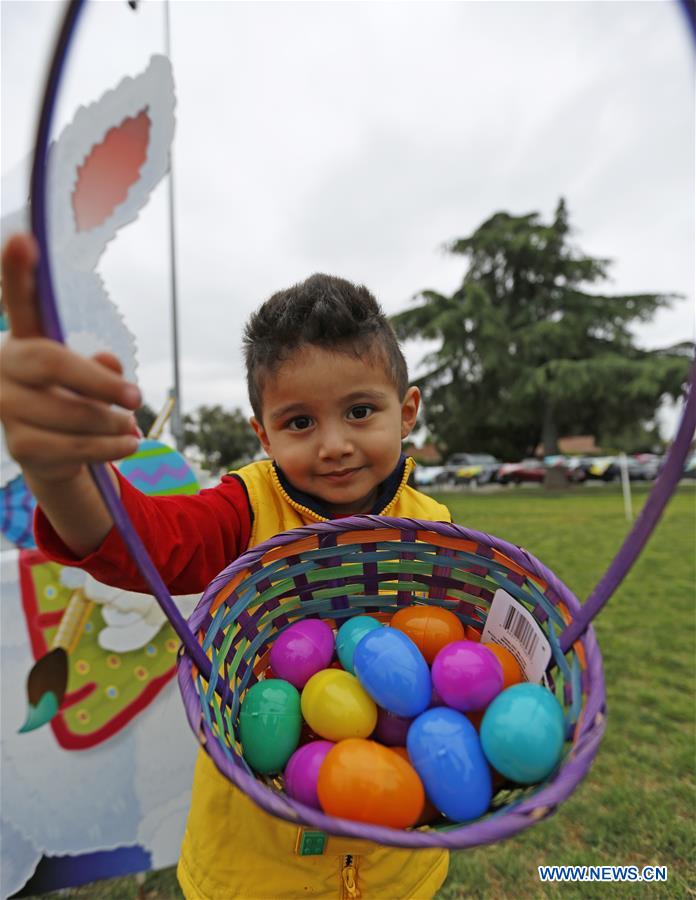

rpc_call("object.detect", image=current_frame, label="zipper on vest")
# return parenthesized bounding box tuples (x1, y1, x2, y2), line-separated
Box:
(340, 855, 360, 899)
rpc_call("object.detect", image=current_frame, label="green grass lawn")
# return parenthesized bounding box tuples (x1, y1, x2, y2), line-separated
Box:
(432, 484, 696, 899)
(22, 485, 695, 900)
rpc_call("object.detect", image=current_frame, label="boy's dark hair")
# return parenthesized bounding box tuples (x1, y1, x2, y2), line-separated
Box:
(243, 273, 409, 420)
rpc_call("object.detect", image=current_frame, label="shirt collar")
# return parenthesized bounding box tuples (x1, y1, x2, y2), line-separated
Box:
(273, 455, 410, 520)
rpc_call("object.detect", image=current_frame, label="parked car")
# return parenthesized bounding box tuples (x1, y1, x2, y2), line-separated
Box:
(564, 457, 592, 482)
(633, 455, 662, 480)
(497, 459, 547, 484)
(412, 465, 447, 488)
(583, 456, 618, 481)
(446, 453, 501, 485)
(584, 456, 657, 482)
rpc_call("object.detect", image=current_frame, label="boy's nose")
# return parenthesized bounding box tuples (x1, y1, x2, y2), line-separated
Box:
(317, 425, 353, 460)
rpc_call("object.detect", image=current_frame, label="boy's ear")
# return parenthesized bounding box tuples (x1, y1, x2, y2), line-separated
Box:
(400, 386, 421, 439)
(249, 416, 272, 458)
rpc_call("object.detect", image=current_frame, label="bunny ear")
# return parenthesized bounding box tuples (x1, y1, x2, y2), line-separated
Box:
(48, 54, 175, 272)
(72, 109, 151, 232)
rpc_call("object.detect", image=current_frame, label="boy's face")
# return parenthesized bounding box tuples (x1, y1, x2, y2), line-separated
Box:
(250, 345, 420, 517)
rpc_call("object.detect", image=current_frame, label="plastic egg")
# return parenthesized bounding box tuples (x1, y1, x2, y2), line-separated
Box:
(407, 707, 492, 821)
(269, 619, 335, 689)
(389, 748, 440, 825)
(483, 642, 523, 689)
(336, 616, 383, 673)
(390, 605, 465, 663)
(118, 439, 199, 496)
(465, 709, 485, 732)
(429, 685, 446, 708)
(480, 683, 565, 784)
(374, 707, 413, 746)
(354, 628, 431, 717)
(431, 641, 503, 711)
(284, 740, 334, 809)
(301, 669, 377, 741)
(465, 624, 482, 642)
(239, 679, 301, 773)
(317, 738, 425, 828)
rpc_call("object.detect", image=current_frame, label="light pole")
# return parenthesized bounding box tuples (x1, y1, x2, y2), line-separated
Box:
(164, 0, 183, 451)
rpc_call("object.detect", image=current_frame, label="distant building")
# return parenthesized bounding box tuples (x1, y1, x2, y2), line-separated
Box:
(535, 435, 601, 456)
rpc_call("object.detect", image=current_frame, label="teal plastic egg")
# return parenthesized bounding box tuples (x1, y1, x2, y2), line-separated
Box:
(336, 616, 383, 673)
(480, 683, 565, 784)
(239, 679, 302, 773)
(117, 439, 199, 496)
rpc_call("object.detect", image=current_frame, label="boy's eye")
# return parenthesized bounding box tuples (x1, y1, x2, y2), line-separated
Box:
(287, 416, 313, 431)
(347, 405, 374, 421)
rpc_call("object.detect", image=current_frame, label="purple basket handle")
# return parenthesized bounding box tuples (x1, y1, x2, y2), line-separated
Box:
(28, 0, 695, 669)
(559, 359, 695, 651)
(28, 0, 213, 682)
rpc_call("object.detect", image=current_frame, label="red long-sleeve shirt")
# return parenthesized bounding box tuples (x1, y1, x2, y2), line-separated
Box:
(35, 467, 253, 594)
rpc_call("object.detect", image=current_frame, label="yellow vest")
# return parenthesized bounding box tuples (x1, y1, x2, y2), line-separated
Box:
(178, 459, 451, 900)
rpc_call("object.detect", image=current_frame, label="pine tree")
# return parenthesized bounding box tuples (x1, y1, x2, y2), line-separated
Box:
(392, 199, 691, 458)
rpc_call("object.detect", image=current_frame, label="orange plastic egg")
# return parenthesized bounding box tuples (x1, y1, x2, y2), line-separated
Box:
(483, 642, 523, 689)
(390, 606, 465, 664)
(389, 747, 440, 825)
(317, 739, 425, 828)
(465, 625, 482, 643)
(465, 708, 485, 732)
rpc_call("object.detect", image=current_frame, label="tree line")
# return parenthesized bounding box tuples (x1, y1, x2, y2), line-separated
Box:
(140, 198, 691, 471)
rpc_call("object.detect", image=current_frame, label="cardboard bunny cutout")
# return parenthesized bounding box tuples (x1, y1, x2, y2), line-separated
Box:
(1, 54, 175, 537)
(0, 56, 200, 745)
(48, 52, 176, 383)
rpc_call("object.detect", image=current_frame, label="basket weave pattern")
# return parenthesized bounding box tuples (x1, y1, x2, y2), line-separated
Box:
(177, 515, 606, 848)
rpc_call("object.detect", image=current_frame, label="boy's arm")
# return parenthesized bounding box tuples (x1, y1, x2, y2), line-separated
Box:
(1, 235, 141, 556)
(35, 468, 253, 595)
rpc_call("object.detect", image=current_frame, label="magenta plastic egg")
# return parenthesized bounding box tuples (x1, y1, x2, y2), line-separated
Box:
(284, 740, 334, 809)
(431, 641, 503, 712)
(269, 619, 335, 689)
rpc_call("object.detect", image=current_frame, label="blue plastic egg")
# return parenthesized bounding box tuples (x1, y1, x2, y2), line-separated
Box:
(336, 616, 383, 674)
(353, 628, 431, 717)
(480, 683, 565, 784)
(407, 707, 492, 821)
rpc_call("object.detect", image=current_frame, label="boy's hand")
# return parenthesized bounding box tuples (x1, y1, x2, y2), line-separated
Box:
(0, 234, 142, 485)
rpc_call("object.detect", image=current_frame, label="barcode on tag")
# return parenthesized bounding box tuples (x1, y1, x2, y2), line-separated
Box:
(481, 588, 551, 683)
(502, 605, 539, 658)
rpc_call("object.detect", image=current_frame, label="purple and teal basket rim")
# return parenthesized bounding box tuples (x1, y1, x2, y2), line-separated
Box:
(177, 515, 607, 849)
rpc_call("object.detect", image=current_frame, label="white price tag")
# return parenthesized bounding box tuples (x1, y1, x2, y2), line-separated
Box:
(481, 588, 551, 683)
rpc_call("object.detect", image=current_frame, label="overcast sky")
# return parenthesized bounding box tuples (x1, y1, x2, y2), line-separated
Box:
(1, 0, 694, 440)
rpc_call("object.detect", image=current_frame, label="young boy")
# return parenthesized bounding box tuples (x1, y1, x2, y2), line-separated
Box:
(1, 234, 451, 899)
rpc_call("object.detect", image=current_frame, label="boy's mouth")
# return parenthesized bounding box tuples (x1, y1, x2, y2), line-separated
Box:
(320, 467, 363, 483)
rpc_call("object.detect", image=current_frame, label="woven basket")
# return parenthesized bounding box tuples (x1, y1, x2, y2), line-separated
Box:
(177, 515, 606, 849)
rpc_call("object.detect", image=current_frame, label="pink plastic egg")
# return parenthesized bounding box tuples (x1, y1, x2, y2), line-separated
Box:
(284, 740, 334, 809)
(270, 620, 335, 689)
(431, 641, 503, 712)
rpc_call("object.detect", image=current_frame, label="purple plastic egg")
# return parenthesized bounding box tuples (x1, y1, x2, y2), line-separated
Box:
(374, 707, 413, 746)
(430, 685, 446, 708)
(431, 641, 504, 712)
(270, 620, 335, 689)
(284, 740, 334, 809)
